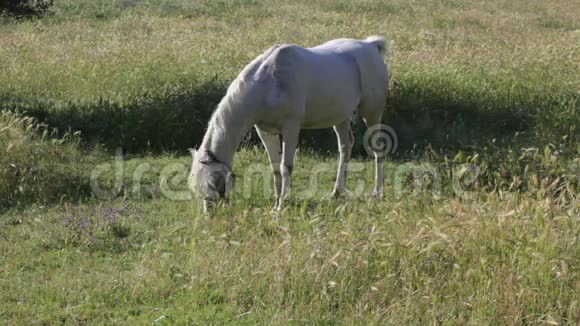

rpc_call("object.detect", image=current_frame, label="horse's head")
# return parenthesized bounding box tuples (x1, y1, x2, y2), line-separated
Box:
(189, 148, 235, 212)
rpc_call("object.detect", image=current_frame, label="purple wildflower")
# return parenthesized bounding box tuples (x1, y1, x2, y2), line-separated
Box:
(79, 217, 88, 230)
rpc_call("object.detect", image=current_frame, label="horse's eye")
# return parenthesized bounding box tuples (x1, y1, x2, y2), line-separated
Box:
(209, 172, 226, 197)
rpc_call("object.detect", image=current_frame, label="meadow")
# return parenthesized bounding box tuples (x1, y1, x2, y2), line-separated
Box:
(0, 0, 578, 324)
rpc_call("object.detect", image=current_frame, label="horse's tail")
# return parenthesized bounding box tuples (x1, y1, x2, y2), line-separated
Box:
(364, 35, 387, 55)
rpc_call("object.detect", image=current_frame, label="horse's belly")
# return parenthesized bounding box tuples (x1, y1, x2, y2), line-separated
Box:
(301, 102, 356, 129)
(257, 104, 355, 131)
(301, 86, 359, 128)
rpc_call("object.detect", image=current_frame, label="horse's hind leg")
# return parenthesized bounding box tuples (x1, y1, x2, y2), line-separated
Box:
(256, 127, 282, 210)
(361, 110, 385, 197)
(331, 119, 354, 198)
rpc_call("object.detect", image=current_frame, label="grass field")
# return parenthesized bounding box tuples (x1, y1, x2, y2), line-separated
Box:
(1, 0, 579, 324)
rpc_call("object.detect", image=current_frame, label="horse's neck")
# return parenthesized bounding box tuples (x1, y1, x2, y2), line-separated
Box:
(200, 103, 254, 168)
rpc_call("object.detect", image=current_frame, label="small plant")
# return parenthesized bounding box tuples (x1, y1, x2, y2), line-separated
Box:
(62, 202, 140, 250)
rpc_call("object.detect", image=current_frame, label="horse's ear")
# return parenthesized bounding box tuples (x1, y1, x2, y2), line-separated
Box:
(188, 148, 197, 158)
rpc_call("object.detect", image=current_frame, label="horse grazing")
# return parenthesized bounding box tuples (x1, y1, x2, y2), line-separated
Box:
(190, 36, 389, 212)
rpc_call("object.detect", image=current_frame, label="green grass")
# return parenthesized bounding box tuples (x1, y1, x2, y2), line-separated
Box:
(1, 0, 578, 152)
(1, 150, 578, 324)
(0, 0, 579, 323)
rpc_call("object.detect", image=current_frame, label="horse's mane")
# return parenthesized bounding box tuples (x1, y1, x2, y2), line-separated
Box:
(207, 44, 285, 130)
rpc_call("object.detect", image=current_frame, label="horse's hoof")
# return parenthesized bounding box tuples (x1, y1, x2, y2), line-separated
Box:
(328, 189, 353, 199)
(325, 190, 341, 200)
(271, 198, 281, 212)
(371, 191, 383, 199)
(270, 209, 280, 219)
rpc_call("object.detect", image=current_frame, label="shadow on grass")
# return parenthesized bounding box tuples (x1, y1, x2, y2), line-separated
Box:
(2, 76, 577, 211)
(1, 78, 227, 154)
(301, 79, 535, 159)
(1, 75, 567, 158)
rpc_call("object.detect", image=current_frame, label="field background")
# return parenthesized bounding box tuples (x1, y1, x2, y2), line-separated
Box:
(1, 0, 579, 324)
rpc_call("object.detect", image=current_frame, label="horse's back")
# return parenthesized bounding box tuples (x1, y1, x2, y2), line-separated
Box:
(245, 37, 388, 129)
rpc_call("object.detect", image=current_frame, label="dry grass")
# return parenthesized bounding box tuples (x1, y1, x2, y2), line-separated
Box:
(1, 166, 578, 323)
(1, 0, 578, 100)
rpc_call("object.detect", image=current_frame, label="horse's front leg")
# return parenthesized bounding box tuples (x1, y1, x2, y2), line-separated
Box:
(255, 127, 283, 211)
(277, 121, 301, 211)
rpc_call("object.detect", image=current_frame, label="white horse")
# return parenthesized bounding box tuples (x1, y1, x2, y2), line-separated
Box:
(190, 36, 389, 212)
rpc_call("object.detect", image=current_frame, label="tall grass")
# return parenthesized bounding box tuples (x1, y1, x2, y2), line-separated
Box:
(0, 111, 98, 209)
(0, 151, 578, 323)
